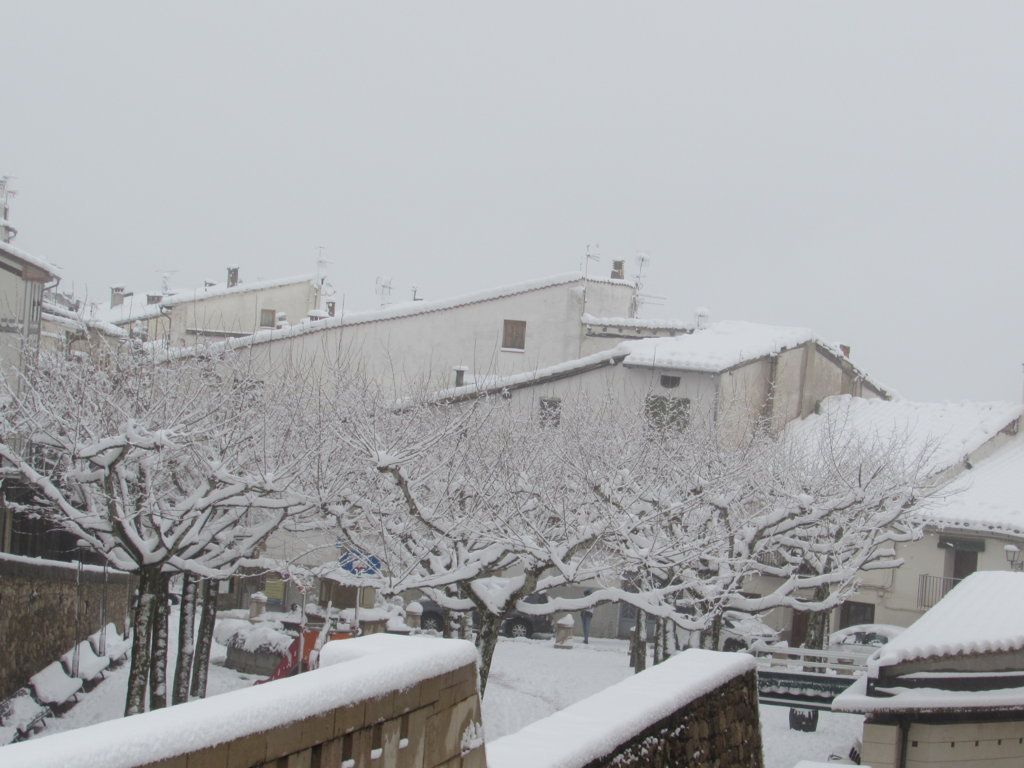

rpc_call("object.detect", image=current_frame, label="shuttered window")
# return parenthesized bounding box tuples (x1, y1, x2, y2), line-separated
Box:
(502, 319, 526, 350)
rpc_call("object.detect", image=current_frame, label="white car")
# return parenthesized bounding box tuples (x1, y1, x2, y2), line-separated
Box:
(828, 623, 905, 659)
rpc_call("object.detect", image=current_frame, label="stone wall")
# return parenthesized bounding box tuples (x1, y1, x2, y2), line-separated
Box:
(486, 648, 762, 768)
(0, 634, 484, 768)
(0, 554, 134, 700)
(584, 670, 762, 768)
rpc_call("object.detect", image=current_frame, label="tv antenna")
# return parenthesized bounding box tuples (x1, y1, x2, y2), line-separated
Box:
(632, 252, 666, 314)
(411, 285, 423, 302)
(374, 276, 394, 309)
(155, 269, 179, 294)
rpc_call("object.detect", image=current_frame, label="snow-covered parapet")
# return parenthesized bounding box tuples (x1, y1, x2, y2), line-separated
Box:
(487, 649, 758, 768)
(0, 635, 479, 768)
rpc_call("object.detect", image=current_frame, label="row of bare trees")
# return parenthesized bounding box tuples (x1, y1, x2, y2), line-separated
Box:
(0, 343, 937, 710)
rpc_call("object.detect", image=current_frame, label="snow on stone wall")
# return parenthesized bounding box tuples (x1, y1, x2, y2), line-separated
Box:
(486, 648, 761, 768)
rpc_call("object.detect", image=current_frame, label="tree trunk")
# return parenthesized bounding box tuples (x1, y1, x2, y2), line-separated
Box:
(702, 613, 723, 651)
(190, 578, 219, 699)
(125, 567, 158, 716)
(651, 619, 663, 665)
(631, 610, 647, 672)
(149, 572, 170, 710)
(474, 612, 504, 696)
(172, 574, 198, 705)
(803, 586, 831, 651)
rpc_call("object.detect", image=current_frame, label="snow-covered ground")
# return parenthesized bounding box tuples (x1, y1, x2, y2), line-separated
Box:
(26, 626, 861, 767)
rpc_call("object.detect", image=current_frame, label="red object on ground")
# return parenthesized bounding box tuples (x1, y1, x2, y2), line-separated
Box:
(255, 630, 353, 684)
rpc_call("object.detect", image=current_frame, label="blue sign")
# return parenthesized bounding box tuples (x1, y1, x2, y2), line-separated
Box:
(338, 549, 382, 577)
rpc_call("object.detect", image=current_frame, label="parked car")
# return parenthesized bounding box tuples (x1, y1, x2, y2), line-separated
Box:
(828, 623, 905, 660)
(675, 610, 779, 652)
(418, 595, 554, 639)
(720, 610, 779, 651)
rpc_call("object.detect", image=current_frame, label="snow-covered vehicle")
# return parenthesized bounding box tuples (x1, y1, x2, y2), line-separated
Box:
(828, 623, 904, 659)
(418, 595, 554, 638)
(719, 610, 779, 652)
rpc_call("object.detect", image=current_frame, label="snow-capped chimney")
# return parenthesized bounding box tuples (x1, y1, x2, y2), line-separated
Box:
(110, 285, 127, 308)
(454, 366, 468, 387)
(227, 266, 239, 288)
(146, 293, 162, 305)
(610, 260, 625, 280)
(839, 344, 851, 359)
(694, 307, 710, 330)
(326, 300, 336, 317)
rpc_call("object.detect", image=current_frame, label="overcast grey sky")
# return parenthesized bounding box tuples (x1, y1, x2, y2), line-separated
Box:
(2, 2, 1021, 402)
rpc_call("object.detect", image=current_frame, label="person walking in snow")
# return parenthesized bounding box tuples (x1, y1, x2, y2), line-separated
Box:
(580, 590, 594, 644)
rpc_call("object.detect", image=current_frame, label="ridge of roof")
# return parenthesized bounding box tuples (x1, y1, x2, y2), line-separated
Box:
(0, 239, 60, 278)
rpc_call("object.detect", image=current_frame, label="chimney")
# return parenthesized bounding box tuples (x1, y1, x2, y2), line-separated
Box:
(326, 300, 336, 317)
(454, 366, 468, 387)
(694, 307, 710, 330)
(110, 285, 127, 308)
(839, 344, 851, 359)
(227, 266, 239, 288)
(610, 260, 625, 280)
(146, 293, 162, 305)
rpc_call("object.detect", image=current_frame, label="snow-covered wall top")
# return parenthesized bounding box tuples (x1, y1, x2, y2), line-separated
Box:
(924, 433, 1024, 536)
(96, 273, 317, 324)
(787, 395, 1022, 477)
(618, 320, 814, 373)
(0, 239, 60, 278)
(872, 571, 1024, 670)
(0, 634, 476, 768)
(485, 648, 754, 768)
(581, 313, 693, 332)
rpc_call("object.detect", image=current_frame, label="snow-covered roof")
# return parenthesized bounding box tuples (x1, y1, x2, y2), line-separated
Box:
(581, 313, 693, 332)
(619, 320, 815, 373)
(95, 273, 317, 325)
(925, 432, 1024, 536)
(787, 395, 1022, 477)
(872, 571, 1024, 670)
(167, 272, 635, 357)
(0, 239, 60, 278)
(42, 300, 129, 340)
(432, 347, 627, 403)
(834, 673, 1024, 714)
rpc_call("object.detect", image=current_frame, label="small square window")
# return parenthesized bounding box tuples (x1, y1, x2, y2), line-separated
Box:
(645, 395, 690, 430)
(539, 397, 562, 427)
(660, 375, 681, 389)
(260, 308, 276, 328)
(502, 319, 526, 350)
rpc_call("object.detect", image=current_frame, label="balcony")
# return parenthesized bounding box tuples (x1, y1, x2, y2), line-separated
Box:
(918, 573, 961, 610)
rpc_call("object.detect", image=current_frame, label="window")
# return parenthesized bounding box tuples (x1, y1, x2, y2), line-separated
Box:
(260, 308, 276, 328)
(539, 397, 562, 427)
(839, 600, 875, 629)
(659, 374, 681, 389)
(645, 395, 690, 430)
(502, 319, 526, 350)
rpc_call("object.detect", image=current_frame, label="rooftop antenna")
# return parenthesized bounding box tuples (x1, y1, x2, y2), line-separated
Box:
(155, 269, 179, 294)
(411, 285, 423, 302)
(1, 176, 19, 243)
(632, 251, 666, 316)
(374, 276, 394, 309)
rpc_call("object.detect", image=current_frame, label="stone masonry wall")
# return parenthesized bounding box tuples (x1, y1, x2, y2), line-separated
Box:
(583, 669, 763, 768)
(0, 556, 134, 700)
(130, 661, 483, 768)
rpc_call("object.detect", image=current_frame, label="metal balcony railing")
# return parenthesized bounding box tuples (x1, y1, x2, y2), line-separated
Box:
(918, 573, 961, 610)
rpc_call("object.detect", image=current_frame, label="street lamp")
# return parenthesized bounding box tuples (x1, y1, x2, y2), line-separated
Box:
(1004, 544, 1022, 571)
